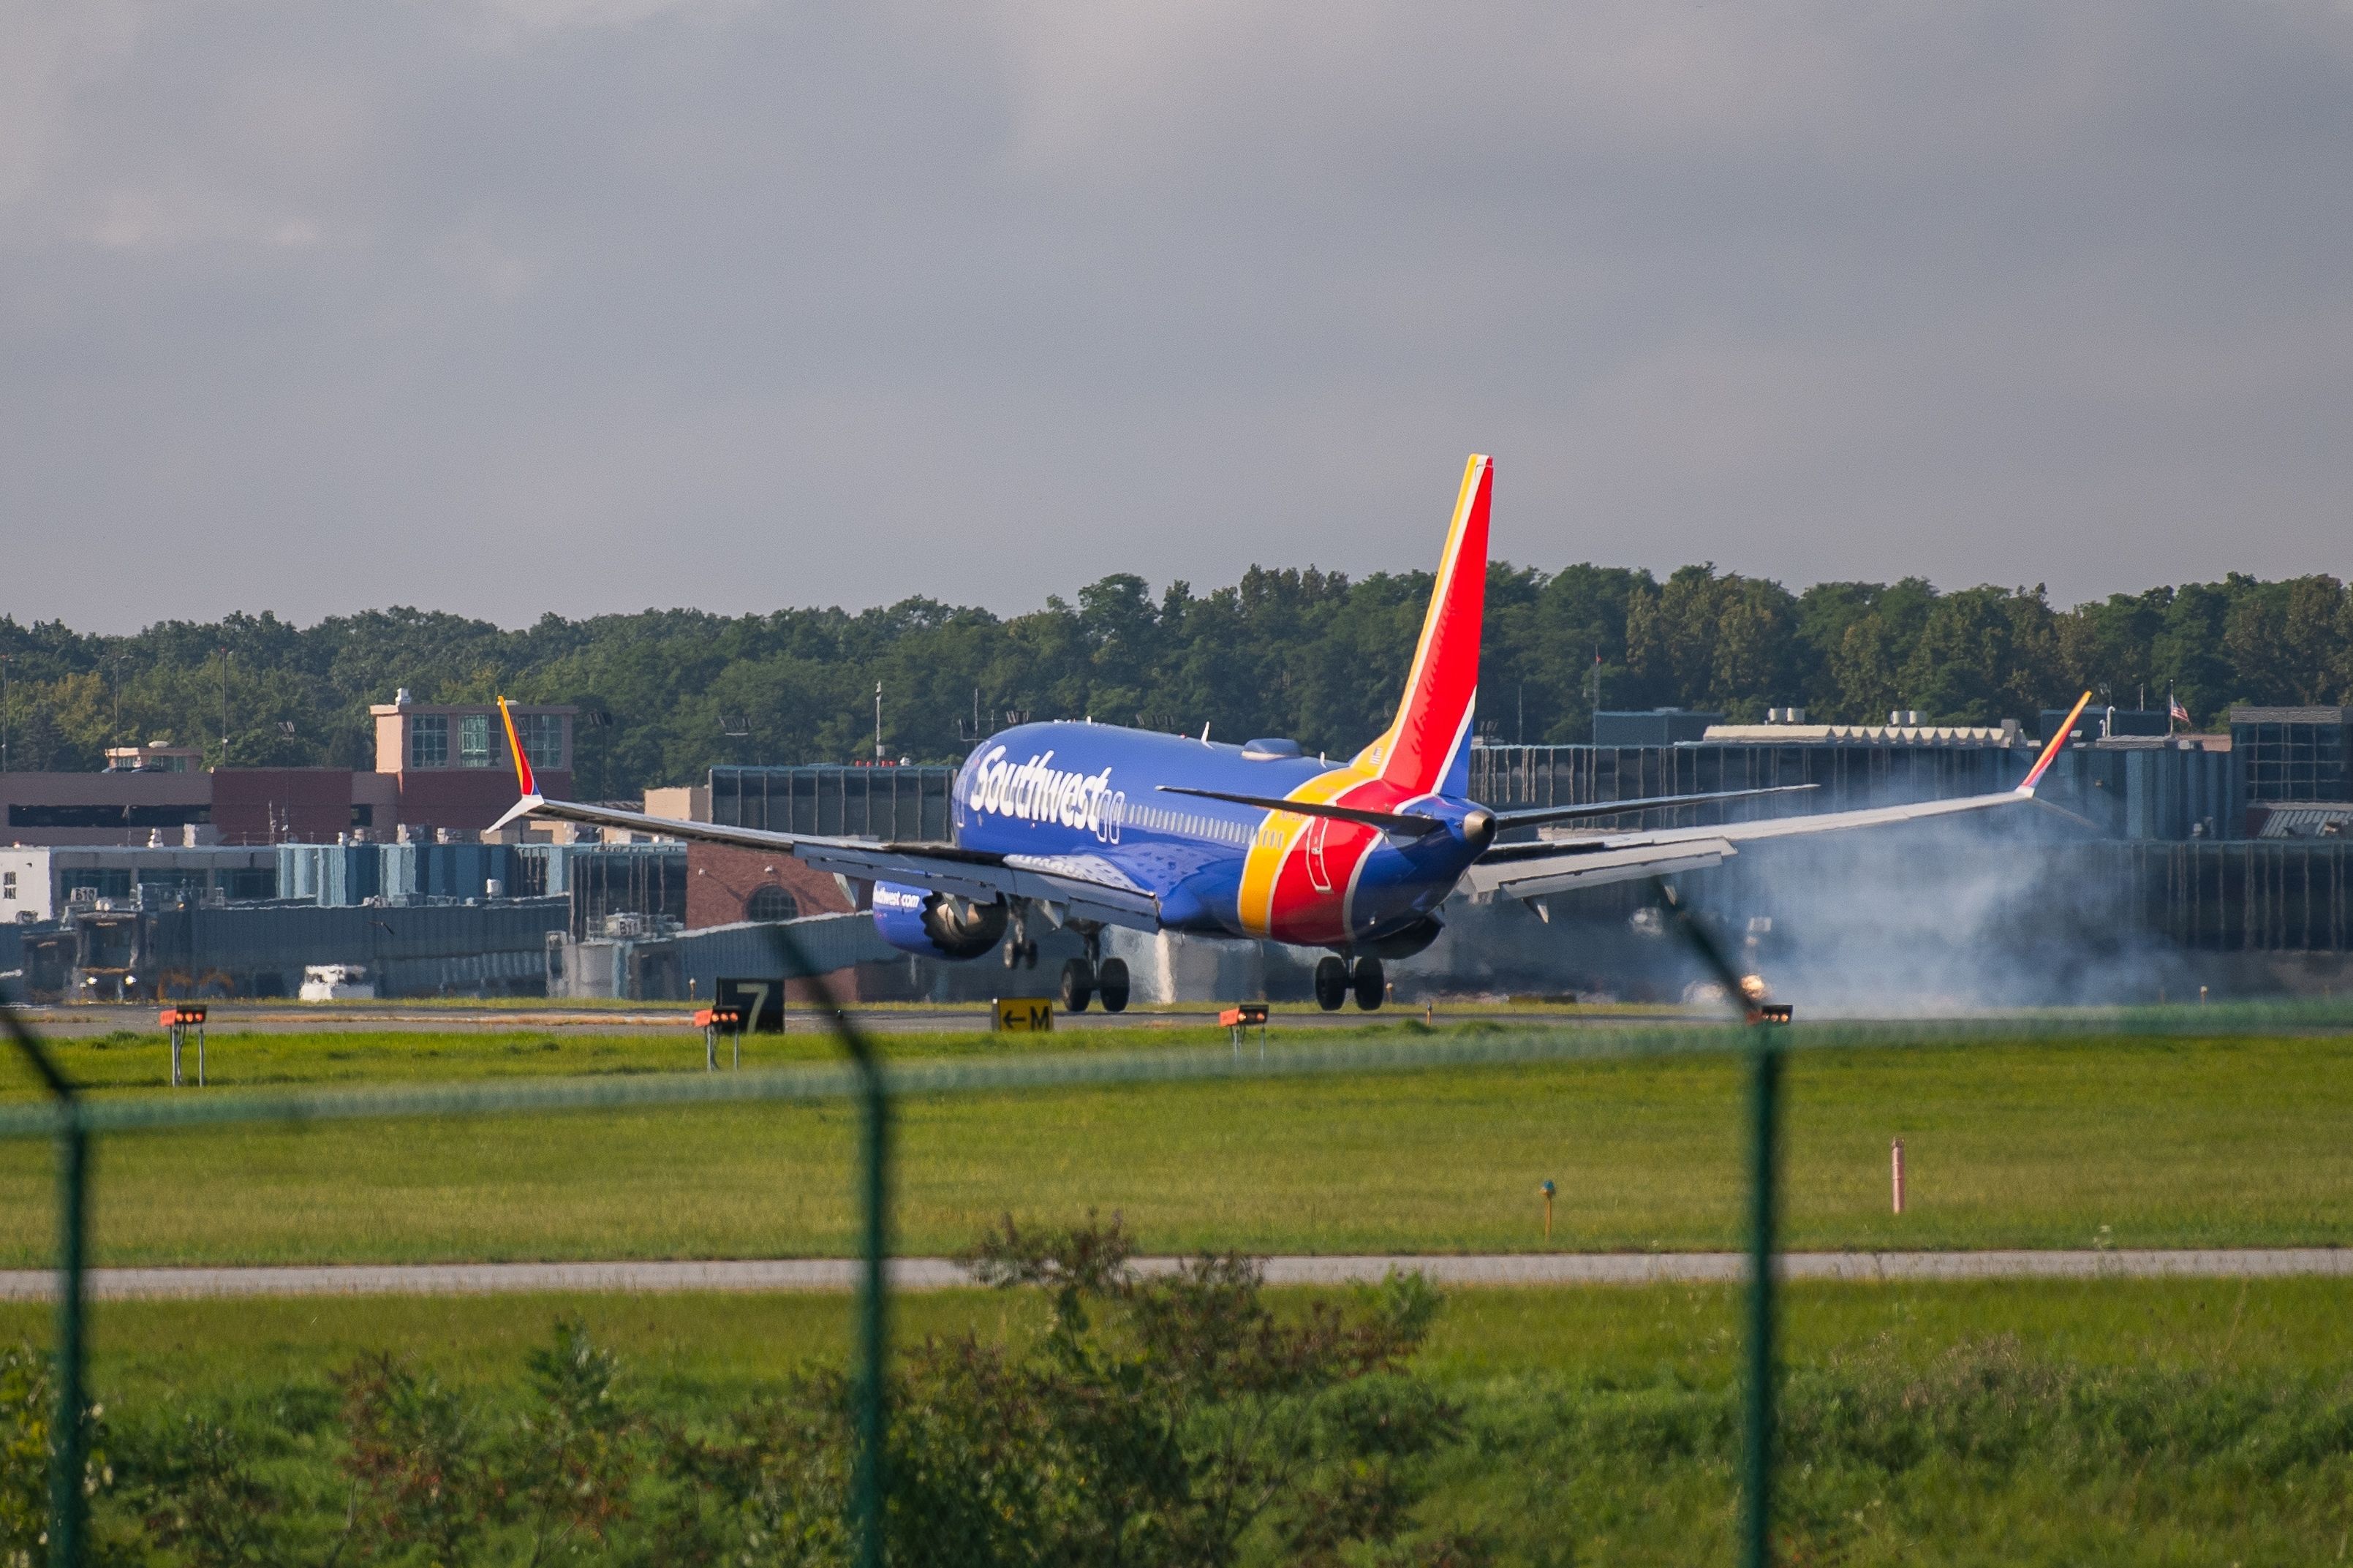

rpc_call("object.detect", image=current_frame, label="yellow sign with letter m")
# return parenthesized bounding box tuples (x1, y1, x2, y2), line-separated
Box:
(993, 997, 1054, 1033)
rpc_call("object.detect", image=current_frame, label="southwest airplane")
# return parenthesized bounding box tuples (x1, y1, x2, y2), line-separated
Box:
(495, 457, 2090, 1013)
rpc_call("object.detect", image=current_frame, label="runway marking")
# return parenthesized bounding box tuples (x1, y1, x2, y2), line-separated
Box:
(0, 1250, 2345, 1301)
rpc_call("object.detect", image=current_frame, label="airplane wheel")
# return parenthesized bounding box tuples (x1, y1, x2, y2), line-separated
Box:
(1313, 955, 1349, 1012)
(1351, 956, 1385, 1011)
(1023, 939, 1040, 969)
(1060, 958, 1095, 1012)
(1097, 958, 1130, 1013)
(1002, 940, 1019, 969)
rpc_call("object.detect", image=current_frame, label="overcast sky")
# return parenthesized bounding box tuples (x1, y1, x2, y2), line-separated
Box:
(4, 1, 2350, 635)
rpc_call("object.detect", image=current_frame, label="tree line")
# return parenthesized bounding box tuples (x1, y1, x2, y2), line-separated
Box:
(1, 564, 2349, 798)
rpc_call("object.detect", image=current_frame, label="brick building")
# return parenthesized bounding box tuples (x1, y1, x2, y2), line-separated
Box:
(685, 843, 856, 928)
(1, 693, 575, 847)
(367, 692, 575, 837)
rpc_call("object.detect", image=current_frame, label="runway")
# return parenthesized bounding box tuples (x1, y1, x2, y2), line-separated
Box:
(1, 1249, 2345, 1301)
(12, 1001, 1628, 1037)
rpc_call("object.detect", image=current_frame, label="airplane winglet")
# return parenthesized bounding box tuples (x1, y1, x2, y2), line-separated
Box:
(488, 793, 545, 835)
(2016, 689, 2093, 795)
(497, 696, 537, 798)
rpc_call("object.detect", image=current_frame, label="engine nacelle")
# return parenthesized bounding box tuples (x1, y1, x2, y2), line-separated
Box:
(872, 882, 1008, 961)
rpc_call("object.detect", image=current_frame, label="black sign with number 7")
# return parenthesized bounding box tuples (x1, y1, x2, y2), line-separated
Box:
(715, 977, 787, 1032)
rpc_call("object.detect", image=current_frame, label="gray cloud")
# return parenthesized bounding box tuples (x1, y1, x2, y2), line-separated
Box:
(2, 1, 2349, 633)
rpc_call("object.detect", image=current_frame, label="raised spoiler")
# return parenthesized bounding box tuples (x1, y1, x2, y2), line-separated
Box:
(1462, 691, 2094, 904)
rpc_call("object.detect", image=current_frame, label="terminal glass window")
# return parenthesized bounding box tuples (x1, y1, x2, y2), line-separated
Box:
(459, 713, 493, 768)
(2238, 721, 2348, 803)
(409, 715, 448, 768)
(518, 713, 564, 770)
(224, 868, 276, 901)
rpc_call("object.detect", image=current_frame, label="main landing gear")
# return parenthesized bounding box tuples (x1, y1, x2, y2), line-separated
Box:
(1059, 930, 1130, 1013)
(1313, 954, 1385, 1012)
(1001, 906, 1038, 970)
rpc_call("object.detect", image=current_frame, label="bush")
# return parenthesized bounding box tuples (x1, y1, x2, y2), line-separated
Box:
(2, 1341, 110, 1568)
(96, 1220, 1477, 1566)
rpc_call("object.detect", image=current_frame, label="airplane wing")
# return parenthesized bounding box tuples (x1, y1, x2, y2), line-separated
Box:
(488, 704, 1158, 930)
(1462, 691, 2093, 905)
(494, 792, 1163, 929)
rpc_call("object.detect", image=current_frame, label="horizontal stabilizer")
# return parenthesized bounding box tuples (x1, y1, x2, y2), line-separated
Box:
(1154, 784, 1449, 838)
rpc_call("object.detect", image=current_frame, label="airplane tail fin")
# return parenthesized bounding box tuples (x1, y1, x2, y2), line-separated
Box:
(1356, 455, 1491, 798)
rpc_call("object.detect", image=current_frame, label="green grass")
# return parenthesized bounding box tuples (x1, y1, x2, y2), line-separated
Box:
(7, 1278, 2350, 1564)
(5, 1276, 2342, 1401)
(6, 1018, 1401, 1093)
(0, 1030, 2348, 1265)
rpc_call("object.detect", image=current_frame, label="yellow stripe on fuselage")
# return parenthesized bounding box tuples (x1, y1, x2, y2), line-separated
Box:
(1235, 762, 1382, 936)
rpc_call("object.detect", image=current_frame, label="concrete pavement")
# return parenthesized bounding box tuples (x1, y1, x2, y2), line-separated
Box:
(1, 1249, 2345, 1301)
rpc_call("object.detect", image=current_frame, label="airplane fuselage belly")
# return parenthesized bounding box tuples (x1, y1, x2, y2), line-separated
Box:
(951, 722, 1476, 948)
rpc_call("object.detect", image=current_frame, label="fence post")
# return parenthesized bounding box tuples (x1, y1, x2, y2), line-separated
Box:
(847, 1020, 890, 1568)
(51, 1118, 88, 1568)
(1741, 1024, 1783, 1568)
(762, 927, 890, 1568)
(1650, 877, 1783, 1568)
(3, 1001, 90, 1568)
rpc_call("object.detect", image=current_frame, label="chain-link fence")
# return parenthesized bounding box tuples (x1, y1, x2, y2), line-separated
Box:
(5, 911, 2351, 1567)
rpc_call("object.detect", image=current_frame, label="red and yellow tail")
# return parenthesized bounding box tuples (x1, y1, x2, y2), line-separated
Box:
(1355, 454, 1491, 798)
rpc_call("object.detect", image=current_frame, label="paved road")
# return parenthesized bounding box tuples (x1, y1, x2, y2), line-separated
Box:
(1, 1250, 2345, 1301)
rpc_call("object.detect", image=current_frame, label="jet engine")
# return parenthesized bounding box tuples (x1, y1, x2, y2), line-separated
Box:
(872, 881, 1008, 961)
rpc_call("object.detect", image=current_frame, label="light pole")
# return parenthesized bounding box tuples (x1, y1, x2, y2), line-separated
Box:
(216, 647, 230, 768)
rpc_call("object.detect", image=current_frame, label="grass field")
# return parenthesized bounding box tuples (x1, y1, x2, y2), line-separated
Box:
(6, 1275, 2343, 1398)
(6, 1018, 2350, 1562)
(2, 1017, 1449, 1092)
(6, 1277, 2349, 1564)
(1, 1026, 2349, 1264)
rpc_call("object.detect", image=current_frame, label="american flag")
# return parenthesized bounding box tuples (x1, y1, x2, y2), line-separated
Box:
(2169, 693, 2192, 727)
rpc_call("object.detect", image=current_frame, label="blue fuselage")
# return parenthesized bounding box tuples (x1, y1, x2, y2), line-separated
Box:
(948, 721, 1485, 944)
